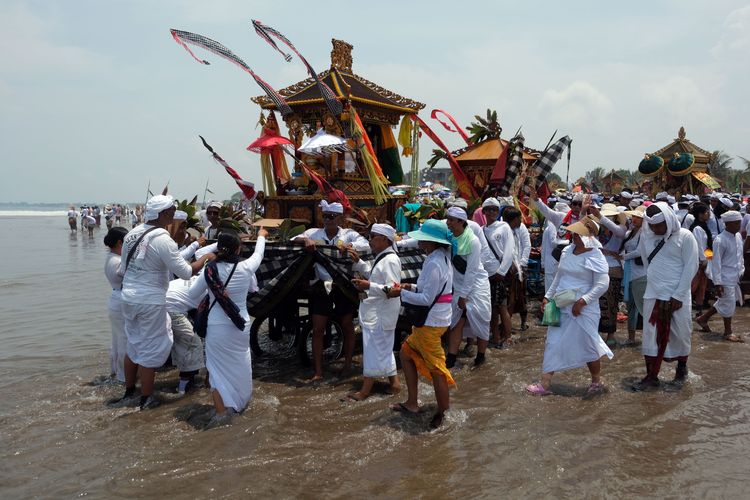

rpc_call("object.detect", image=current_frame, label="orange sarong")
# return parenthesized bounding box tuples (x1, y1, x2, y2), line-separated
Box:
(401, 325, 455, 386)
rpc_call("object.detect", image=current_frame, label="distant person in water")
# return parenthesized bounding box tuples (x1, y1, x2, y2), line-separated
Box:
(67, 206, 77, 232)
(83, 213, 96, 237)
(104, 227, 129, 382)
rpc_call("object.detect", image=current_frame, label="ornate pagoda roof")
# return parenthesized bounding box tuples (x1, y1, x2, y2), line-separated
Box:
(252, 39, 424, 117)
(650, 126, 713, 165)
(453, 138, 540, 164)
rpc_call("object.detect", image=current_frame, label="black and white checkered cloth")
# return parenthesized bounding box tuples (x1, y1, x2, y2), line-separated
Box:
(533, 136, 572, 188)
(499, 134, 526, 195)
(170, 29, 293, 117)
(244, 243, 425, 318)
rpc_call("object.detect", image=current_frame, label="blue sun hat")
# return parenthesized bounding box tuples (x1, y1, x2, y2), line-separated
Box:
(407, 219, 451, 245)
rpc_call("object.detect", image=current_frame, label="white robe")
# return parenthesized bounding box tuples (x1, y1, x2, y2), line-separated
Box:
(353, 250, 401, 377)
(450, 232, 492, 340)
(542, 245, 612, 373)
(105, 252, 127, 381)
(187, 237, 266, 412)
(710, 231, 744, 318)
(639, 204, 699, 358)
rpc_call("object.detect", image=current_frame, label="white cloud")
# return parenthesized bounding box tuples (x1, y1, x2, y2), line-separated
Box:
(712, 5, 750, 58)
(538, 81, 614, 129)
(0, 4, 106, 78)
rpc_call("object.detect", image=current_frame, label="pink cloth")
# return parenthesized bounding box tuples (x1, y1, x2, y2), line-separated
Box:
(472, 208, 487, 226)
(436, 294, 453, 304)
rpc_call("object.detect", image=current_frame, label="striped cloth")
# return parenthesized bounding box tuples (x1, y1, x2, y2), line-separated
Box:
(170, 29, 293, 117)
(533, 136, 572, 189)
(499, 134, 526, 196)
(252, 20, 343, 117)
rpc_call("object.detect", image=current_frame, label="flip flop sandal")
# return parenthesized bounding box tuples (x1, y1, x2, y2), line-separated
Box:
(525, 382, 552, 396)
(585, 381, 605, 397)
(390, 402, 420, 415)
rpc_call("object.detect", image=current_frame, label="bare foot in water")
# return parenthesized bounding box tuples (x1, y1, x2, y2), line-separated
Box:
(343, 391, 368, 402)
(723, 333, 744, 343)
(385, 384, 401, 395)
(390, 402, 420, 414)
(696, 319, 711, 332)
(303, 374, 323, 384)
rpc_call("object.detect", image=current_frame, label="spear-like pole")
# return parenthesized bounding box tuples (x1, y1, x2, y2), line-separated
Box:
(144, 179, 151, 205)
(201, 178, 210, 208)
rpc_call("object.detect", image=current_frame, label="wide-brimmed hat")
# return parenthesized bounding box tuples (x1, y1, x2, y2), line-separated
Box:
(407, 219, 451, 245)
(624, 205, 646, 218)
(565, 215, 600, 237)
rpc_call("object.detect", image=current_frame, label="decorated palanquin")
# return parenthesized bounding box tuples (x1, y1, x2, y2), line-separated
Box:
(638, 126, 717, 195)
(251, 39, 424, 226)
(452, 138, 540, 193)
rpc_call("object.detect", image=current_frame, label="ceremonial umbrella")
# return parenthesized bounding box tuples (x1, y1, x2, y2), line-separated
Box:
(298, 129, 352, 157)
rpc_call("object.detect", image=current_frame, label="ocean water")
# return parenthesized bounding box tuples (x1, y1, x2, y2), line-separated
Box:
(1, 215, 750, 498)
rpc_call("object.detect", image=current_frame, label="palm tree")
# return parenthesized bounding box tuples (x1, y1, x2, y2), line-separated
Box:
(466, 109, 501, 144)
(584, 167, 606, 191)
(708, 150, 734, 184)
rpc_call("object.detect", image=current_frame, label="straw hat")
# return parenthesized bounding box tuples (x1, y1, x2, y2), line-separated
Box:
(565, 215, 600, 237)
(600, 203, 627, 225)
(623, 205, 646, 218)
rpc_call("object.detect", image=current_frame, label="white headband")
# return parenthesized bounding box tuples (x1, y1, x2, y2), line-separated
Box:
(446, 206, 468, 221)
(720, 198, 733, 208)
(721, 210, 742, 222)
(173, 210, 188, 221)
(645, 212, 665, 224)
(320, 200, 344, 214)
(482, 197, 501, 209)
(144, 195, 174, 222)
(370, 223, 397, 242)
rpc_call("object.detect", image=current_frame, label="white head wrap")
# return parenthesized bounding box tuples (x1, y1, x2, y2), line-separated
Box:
(720, 197, 733, 208)
(710, 192, 722, 199)
(620, 191, 633, 199)
(667, 195, 676, 205)
(144, 195, 175, 222)
(173, 210, 188, 221)
(655, 191, 669, 201)
(642, 202, 680, 240)
(207, 201, 222, 209)
(446, 206, 468, 221)
(370, 223, 397, 251)
(482, 197, 501, 209)
(721, 210, 742, 222)
(320, 200, 344, 214)
(449, 198, 469, 209)
(573, 192, 584, 202)
(555, 202, 570, 213)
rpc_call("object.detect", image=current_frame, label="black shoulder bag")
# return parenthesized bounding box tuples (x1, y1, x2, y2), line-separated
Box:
(194, 263, 238, 339)
(403, 281, 447, 328)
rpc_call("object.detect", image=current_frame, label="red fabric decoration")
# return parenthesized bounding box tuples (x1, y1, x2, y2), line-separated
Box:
(431, 109, 471, 146)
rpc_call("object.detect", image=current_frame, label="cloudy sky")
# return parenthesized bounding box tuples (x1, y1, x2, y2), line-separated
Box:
(1, 0, 748, 203)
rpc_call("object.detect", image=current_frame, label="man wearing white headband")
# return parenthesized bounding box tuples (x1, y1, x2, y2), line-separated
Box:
(617, 190, 633, 209)
(695, 211, 745, 342)
(294, 199, 369, 382)
(481, 197, 516, 347)
(111, 195, 212, 410)
(346, 223, 402, 400)
(632, 202, 698, 390)
(444, 206, 492, 367)
(203, 201, 223, 239)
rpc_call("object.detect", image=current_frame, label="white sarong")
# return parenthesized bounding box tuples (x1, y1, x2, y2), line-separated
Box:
(714, 285, 739, 318)
(121, 302, 173, 368)
(169, 312, 205, 372)
(205, 323, 252, 412)
(108, 308, 127, 381)
(641, 298, 692, 358)
(362, 324, 397, 377)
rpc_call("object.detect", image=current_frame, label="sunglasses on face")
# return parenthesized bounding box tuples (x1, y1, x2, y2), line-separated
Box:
(322, 213, 338, 220)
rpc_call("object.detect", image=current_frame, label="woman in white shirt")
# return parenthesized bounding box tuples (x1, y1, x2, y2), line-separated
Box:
(621, 206, 647, 345)
(188, 230, 267, 428)
(104, 227, 129, 382)
(526, 216, 613, 397)
(387, 219, 454, 429)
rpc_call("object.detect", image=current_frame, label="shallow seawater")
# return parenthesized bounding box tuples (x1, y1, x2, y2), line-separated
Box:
(1, 216, 749, 498)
